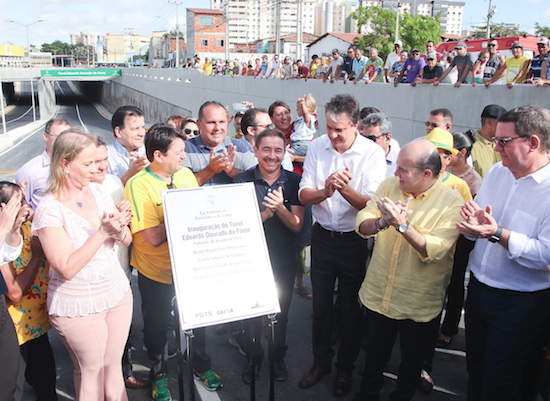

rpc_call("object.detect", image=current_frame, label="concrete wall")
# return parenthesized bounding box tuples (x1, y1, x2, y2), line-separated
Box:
(100, 77, 193, 126)
(37, 79, 56, 121)
(96, 67, 550, 143)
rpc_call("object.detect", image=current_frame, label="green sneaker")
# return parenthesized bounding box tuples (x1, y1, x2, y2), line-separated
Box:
(152, 373, 172, 401)
(195, 369, 223, 391)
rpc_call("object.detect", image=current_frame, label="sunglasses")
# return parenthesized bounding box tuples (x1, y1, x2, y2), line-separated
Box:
(366, 133, 387, 142)
(491, 136, 523, 147)
(425, 121, 444, 128)
(185, 129, 200, 136)
(487, 44, 497, 47)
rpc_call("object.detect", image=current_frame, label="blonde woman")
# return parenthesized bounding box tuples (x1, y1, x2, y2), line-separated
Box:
(32, 130, 133, 401)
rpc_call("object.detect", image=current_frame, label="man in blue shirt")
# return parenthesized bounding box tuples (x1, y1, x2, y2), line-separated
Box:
(182, 101, 256, 186)
(107, 105, 149, 185)
(350, 47, 369, 84)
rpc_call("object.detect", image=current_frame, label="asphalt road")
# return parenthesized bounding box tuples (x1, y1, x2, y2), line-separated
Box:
(0, 81, 114, 183)
(8, 83, 472, 401)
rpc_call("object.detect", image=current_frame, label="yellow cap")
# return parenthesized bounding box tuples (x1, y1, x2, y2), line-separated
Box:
(425, 128, 458, 155)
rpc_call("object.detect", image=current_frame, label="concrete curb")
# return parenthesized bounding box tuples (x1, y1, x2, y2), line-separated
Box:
(0, 118, 51, 155)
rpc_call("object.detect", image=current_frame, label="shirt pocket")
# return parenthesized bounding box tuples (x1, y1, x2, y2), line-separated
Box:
(508, 210, 538, 236)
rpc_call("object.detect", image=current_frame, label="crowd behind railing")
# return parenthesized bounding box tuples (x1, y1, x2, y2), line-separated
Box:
(179, 37, 550, 88)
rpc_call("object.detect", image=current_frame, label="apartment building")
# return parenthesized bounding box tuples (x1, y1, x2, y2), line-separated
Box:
(358, 0, 464, 35)
(210, 0, 316, 46)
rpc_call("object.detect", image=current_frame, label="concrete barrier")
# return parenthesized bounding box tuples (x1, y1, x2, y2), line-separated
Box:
(38, 79, 56, 120)
(97, 68, 550, 144)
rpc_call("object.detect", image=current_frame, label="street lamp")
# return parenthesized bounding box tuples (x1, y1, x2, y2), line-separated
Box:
(5, 19, 46, 123)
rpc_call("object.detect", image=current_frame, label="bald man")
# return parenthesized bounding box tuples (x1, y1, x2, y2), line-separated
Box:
(354, 141, 464, 401)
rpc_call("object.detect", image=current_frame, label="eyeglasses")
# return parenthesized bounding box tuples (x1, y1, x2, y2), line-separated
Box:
(253, 123, 275, 129)
(491, 136, 524, 146)
(425, 121, 444, 129)
(184, 129, 200, 136)
(487, 44, 497, 47)
(366, 133, 388, 142)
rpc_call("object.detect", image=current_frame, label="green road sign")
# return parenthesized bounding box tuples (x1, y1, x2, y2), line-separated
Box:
(41, 69, 122, 78)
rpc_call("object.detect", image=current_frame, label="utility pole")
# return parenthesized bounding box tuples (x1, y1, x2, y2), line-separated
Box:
(395, 2, 400, 41)
(0, 73, 7, 134)
(224, 0, 230, 61)
(486, 0, 496, 39)
(168, 1, 182, 67)
(296, 0, 303, 61)
(5, 19, 45, 123)
(125, 27, 134, 66)
(275, 0, 281, 55)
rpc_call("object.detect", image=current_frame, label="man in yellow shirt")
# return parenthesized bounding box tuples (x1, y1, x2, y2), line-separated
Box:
(125, 124, 222, 400)
(501, 41, 531, 88)
(354, 140, 464, 401)
(203, 57, 213, 75)
(471, 104, 507, 177)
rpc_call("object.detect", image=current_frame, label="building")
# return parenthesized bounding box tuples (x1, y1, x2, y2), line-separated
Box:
(186, 8, 226, 56)
(306, 32, 365, 60)
(209, 0, 315, 47)
(70, 32, 107, 63)
(314, 0, 358, 36)
(254, 32, 319, 56)
(104, 32, 150, 63)
(147, 34, 187, 67)
(163, 35, 187, 67)
(0, 44, 24, 67)
(70, 32, 106, 47)
(27, 51, 53, 67)
(358, 0, 465, 36)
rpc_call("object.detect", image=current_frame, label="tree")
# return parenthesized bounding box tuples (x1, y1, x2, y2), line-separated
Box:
(41, 40, 72, 55)
(166, 29, 185, 38)
(351, 6, 444, 61)
(535, 22, 550, 37)
(471, 23, 526, 39)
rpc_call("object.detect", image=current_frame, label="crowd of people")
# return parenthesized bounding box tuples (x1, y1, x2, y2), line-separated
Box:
(0, 89, 549, 401)
(185, 37, 550, 87)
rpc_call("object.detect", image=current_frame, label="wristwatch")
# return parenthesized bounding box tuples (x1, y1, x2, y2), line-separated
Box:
(398, 221, 409, 234)
(488, 226, 503, 243)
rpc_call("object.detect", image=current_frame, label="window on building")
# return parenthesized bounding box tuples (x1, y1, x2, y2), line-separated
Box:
(218, 39, 224, 47)
(199, 16, 214, 25)
(201, 39, 209, 47)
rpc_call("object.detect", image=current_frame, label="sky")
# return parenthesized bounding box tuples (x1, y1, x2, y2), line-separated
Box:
(1, 0, 549, 49)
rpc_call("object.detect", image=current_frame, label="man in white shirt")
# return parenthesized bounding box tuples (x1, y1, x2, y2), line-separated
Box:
(325, 49, 344, 84)
(457, 105, 550, 401)
(16, 119, 70, 209)
(107, 105, 149, 185)
(384, 40, 402, 83)
(298, 94, 386, 396)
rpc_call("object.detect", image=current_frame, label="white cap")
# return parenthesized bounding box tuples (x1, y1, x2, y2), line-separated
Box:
(394, 40, 403, 46)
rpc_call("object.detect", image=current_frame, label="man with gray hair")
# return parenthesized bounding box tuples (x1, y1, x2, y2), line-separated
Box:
(361, 113, 400, 178)
(457, 105, 550, 401)
(298, 94, 386, 396)
(354, 140, 464, 401)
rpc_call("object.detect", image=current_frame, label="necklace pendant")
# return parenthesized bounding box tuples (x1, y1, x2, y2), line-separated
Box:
(76, 201, 83, 208)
